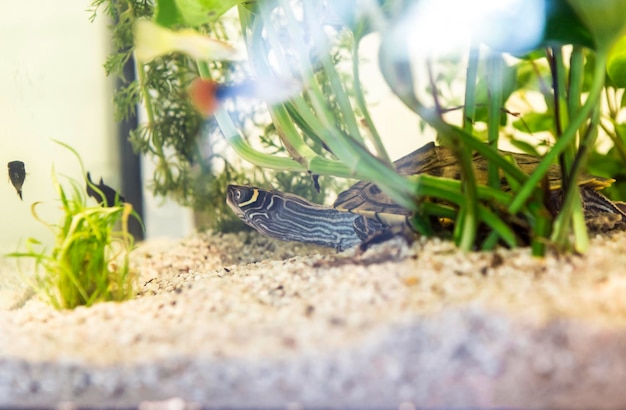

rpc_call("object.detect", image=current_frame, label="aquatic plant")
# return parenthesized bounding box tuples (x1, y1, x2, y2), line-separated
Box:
(8, 142, 141, 309)
(89, 0, 345, 232)
(95, 0, 626, 255)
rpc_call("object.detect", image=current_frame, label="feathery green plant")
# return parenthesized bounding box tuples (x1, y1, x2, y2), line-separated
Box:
(89, 0, 345, 231)
(8, 142, 140, 310)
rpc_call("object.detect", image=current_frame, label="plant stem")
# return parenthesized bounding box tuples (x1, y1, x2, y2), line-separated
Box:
(305, 6, 363, 146)
(508, 51, 608, 216)
(550, 48, 568, 137)
(463, 46, 480, 134)
(567, 47, 584, 124)
(135, 61, 171, 184)
(551, 105, 600, 250)
(378, 39, 529, 185)
(486, 53, 503, 189)
(413, 176, 517, 248)
(351, 31, 391, 164)
(548, 47, 580, 250)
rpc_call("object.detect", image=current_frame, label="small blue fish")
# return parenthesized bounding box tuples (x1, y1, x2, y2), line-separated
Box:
(86, 172, 125, 207)
(8, 161, 26, 200)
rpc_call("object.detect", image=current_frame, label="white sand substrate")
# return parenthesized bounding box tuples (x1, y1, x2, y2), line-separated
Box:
(2, 230, 626, 408)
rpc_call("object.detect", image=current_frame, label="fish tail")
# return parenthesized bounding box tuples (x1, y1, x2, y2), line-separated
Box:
(175, 29, 238, 61)
(133, 20, 176, 62)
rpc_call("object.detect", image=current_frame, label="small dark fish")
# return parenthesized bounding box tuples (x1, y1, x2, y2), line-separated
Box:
(8, 161, 26, 200)
(86, 172, 126, 207)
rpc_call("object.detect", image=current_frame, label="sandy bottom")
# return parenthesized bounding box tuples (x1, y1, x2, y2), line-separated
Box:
(2, 230, 626, 408)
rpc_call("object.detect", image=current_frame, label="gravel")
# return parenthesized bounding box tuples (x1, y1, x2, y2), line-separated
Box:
(2, 230, 626, 408)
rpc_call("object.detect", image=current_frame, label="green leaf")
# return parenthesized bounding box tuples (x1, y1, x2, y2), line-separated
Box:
(154, 0, 185, 27)
(582, 52, 615, 92)
(177, 0, 250, 27)
(154, 0, 250, 27)
(509, 138, 542, 157)
(567, 0, 626, 51)
(512, 112, 554, 133)
(239, 1, 262, 14)
(607, 35, 626, 87)
(541, 0, 594, 49)
(510, 49, 545, 61)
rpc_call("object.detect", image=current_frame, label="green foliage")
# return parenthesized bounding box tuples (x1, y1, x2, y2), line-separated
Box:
(92, 0, 220, 210)
(154, 0, 251, 27)
(542, 0, 594, 49)
(95, 0, 626, 255)
(90, 0, 345, 231)
(241, 0, 626, 254)
(566, 0, 626, 51)
(607, 35, 626, 87)
(512, 112, 554, 134)
(89, 0, 153, 78)
(8, 143, 140, 310)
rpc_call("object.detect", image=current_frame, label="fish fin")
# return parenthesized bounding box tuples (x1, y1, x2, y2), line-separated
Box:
(133, 20, 177, 62)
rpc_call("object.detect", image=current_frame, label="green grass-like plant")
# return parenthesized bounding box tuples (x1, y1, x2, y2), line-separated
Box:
(91, 0, 626, 256)
(8, 142, 140, 309)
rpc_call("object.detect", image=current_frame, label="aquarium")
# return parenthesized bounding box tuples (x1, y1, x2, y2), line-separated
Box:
(2, 0, 626, 408)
